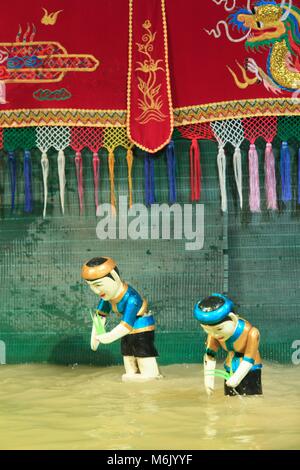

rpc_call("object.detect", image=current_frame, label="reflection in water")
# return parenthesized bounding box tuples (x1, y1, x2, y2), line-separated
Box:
(0, 362, 299, 450)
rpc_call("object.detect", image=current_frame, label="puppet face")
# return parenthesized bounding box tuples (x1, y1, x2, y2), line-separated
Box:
(201, 313, 238, 341)
(86, 270, 122, 300)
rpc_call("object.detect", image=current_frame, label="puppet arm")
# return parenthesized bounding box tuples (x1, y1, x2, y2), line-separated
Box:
(226, 327, 260, 388)
(96, 321, 132, 344)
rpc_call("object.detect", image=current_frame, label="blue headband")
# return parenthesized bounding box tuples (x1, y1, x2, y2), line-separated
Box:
(193, 293, 234, 325)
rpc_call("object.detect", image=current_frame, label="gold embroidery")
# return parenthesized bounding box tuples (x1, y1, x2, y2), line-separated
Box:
(0, 40, 99, 84)
(227, 61, 258, 89)
(1, 98, 300, 129)
(135, 20, 167, 124)
(41, 8, 63, 26)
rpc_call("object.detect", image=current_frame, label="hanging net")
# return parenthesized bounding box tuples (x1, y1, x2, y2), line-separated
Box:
(210, 119, 244, 211)
(177, 123, 215, 202)
(103, 127, 134, 211)
(70, 127, 105, 214)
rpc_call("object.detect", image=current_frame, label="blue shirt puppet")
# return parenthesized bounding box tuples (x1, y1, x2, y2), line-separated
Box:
(194, 293, 262, 396)
(81, 257, 162, 382)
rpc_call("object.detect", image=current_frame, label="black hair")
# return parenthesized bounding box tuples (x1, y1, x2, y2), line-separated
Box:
(199, 295, 225, 312)
(86, 257, 120, 278)
(207, 315, 232, 326)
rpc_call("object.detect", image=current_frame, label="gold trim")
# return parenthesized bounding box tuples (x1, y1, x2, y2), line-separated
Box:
(137, 298, 148, 317)
(81, 257, 116, 280)
(95, 310, 108, 317)
(126, 0, 174, 153)
(1, 97, 300, 129)
(111, 282, 129, 304)
(121, 320, 133, 331)
(130, 325, 155, 334)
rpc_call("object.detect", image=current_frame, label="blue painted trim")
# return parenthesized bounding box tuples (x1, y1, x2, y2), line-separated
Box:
(244, 356, 255, 365)
(224, 363, 262, 373)
(193, 293, 234, 325)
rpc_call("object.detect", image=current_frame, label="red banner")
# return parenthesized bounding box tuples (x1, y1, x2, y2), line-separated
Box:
(1, 1, 300, 147)
(127, 0, 173, 152)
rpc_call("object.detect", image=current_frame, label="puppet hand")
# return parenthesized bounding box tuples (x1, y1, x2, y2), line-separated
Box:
(96, 334, 109, 344)
(226, 360, 253, 388)
(204, 354, 216, 396)
(226, 375, 240, 388)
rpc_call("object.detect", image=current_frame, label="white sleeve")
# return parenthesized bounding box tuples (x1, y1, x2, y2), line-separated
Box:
(204, 354, 216, 396)
(97, 323, 130, 344)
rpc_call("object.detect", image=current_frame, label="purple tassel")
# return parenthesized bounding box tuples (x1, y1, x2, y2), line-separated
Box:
(166, 140, 176, 204)
(144, 154, 156, 206)
(248, 144, 260, 212)
(24, 150, 33, 213)
(264, 143, 277, 210)
(8, 150, 16, 211)
(280, 141, 292, 202)
(298, 148, 300, 204)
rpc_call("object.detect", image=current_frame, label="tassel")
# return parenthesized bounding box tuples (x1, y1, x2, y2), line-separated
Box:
(126, 147, 133, 208)
(93, 152, 100, 213)
(280, 141, 292, 202)
(189, 138, 201, 201)
(298, 148, 300, 204)
(108, 149, 116, 213)
(24, 150, 32, 213)
(144, 154, 156, 206)
(217, 145, 227, 212)
(41, 151, 49, 218)
(57, 149, 65, 214)
(8, 151, 16, 211)
(264, 142, 277, 210)
(233, 146, 243, 209)
(75, 151, 84, 215)
(248, 143, 260, 212)
(166, 140, 176, 204)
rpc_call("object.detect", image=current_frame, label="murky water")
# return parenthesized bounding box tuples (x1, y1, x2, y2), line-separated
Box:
(0, 363, 299, 450)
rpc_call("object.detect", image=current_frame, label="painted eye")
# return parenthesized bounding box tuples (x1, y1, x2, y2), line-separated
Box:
(256, 21, 263, 28)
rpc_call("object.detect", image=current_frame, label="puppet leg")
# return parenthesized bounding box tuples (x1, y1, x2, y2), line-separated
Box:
(136, 357, 163, 380)
(122, 356, 140, 382)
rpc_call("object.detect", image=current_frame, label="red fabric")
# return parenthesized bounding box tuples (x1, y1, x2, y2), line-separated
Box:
(1, 1, 300, 148)
(1, 0, 298, 111)
(128, 0, 173, 151)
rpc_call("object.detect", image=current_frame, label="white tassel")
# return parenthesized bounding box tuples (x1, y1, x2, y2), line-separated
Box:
(57, 149, 65, 214)
(233, 146, 243, 209)
(217, 145, 227, 212)
(41, 151, 49, 218)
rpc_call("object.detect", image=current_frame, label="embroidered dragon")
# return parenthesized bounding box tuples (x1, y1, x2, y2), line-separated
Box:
(210, 0, 300, 94)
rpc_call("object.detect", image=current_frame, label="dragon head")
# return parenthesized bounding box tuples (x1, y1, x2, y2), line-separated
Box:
(229, 1, 294, 49)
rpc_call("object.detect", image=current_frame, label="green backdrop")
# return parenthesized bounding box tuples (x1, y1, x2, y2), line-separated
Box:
(0, 138, 299, 365)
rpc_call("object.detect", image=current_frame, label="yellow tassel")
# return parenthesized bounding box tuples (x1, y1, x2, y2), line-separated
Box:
(108, 149, 116, 214)
(126, 147, 134, 208)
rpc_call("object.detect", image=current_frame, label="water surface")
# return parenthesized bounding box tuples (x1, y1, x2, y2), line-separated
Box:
(0, 363, 299, 450)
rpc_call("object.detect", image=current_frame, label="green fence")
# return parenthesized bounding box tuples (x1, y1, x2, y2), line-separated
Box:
(0, 138, 299, 365)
